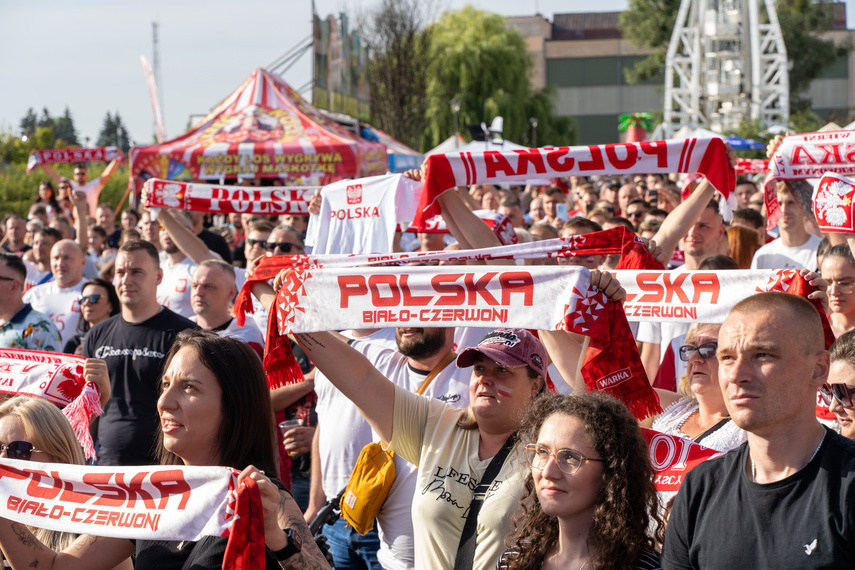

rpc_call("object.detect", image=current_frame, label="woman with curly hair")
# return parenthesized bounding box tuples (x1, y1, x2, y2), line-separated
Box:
(501, 393, 664, 570)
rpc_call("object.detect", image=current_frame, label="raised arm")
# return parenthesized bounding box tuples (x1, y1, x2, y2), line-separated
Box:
(38, 164, 62, 185)
(651, 177, 716, 261)
(71, 190, 89, 252)
(292, 331, 395, 444)
(158, 208, 216, 263)
(97, 159, 121, 188)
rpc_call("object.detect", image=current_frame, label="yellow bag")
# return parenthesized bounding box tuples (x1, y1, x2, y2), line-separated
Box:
(339, 351, 456, 535)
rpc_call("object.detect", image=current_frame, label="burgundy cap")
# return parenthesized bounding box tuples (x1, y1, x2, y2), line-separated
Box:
(456, 328, 547, 376)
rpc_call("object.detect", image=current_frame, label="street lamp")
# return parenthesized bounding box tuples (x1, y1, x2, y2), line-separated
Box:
(529, 117, 538, 147)
(450, 98, 461, 135)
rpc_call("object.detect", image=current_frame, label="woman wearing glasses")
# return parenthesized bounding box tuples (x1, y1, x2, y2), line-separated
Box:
(63, 279, 120, 355)
(821, 244, 855, 338)
(643, 323, 746, 452)
(824, 329, 855, 440)
(500, 393, 663, 570)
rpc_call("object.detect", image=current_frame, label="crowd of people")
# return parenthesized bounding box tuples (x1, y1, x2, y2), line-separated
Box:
(0, 139, 851, 570)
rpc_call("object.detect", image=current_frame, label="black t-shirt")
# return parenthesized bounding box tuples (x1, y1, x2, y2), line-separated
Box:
(662, 427, 855, 569)
(83, 308, 196, 466)
(197, 229, 232, 264)
(107, 228, 123, 249)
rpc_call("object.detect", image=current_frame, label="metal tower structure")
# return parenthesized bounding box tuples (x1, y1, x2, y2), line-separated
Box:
(663, 0, 789, 137)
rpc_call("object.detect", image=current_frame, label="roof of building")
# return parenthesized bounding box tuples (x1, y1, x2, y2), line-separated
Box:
(551, 11, 622, 40)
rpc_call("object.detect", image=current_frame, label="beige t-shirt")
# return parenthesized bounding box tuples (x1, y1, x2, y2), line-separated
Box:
(390, 384, 527, 570)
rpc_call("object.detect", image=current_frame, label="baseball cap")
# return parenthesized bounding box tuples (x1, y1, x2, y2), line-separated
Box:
(456, 328, 547, 376)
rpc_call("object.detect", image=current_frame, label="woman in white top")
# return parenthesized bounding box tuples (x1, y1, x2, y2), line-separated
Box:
(644, 323, 746, 452)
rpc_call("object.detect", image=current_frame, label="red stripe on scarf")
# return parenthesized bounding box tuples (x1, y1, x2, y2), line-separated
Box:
(222, 475, 266, 570)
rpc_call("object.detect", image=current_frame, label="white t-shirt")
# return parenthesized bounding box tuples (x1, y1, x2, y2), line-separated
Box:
(390, 385, 528, 570)
(750, 234, 821, 271)
(305, 173, 420, 255)
(156, 253, 197, 319)
(22, 280, 85, 347)
(24, 261, 52, 293)
(71, 178, 104, 219)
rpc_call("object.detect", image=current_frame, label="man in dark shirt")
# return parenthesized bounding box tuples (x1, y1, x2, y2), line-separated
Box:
(662, 292, 855, 569)
(83, 240, 195, 465)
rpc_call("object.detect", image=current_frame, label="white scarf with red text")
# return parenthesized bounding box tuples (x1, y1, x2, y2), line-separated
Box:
(143, 179, 317, 215)
(642, 428, 722, 504)
(414, 138, 735, 228)
(0, 460, 263, 569)
(408, 209, 519, 245)
(0, 349, 103, 460)
(764, 130, 855, 227)
(27, 147, 124, 173)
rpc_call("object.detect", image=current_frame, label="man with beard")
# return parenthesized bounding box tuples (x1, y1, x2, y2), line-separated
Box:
(307, 326, 471, 570)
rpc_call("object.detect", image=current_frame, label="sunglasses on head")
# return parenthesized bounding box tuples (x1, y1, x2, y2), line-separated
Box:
(0, 441, 45, 461)
(78, 294, 101, 305)
(263, 241, 299, 253)
(678, 341, 718, 362)
(820, 383, 855, 408)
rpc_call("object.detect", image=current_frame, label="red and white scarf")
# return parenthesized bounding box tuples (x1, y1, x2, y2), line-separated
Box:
(409, 209, 518, 245)
(272, 263, 661, 418)
(641, 428, 722, 503)
(736, 158, 769, 175)
(414, 138, 735, 229)
(26, 147, 124, 173)
(764, 130, 855, 227)
(143, 179, 316, 215)
(0, 460, 264, 569)
(0, 349, 103, 460)
(812, 172, 855, 233)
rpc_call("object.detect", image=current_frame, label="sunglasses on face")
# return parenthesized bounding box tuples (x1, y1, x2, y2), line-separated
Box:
(78, 294, 101, 305)
(245, 238, 265, 247)
(263, 241, 300, 253)
(0, 441, 45, 461)
(524, 443, 604, 475)
(678, 341, 718, 362)
(820, 383, 855, 408)
(627, 211, 645, 218)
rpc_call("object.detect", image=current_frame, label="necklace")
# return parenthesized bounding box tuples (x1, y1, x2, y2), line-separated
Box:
(751, 430, 826, 482)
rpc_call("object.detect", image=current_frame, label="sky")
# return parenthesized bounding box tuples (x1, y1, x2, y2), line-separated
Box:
(1, 0, 852, 146)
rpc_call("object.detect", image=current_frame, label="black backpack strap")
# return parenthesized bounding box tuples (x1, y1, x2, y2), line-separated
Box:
(452, 433, 516, 570)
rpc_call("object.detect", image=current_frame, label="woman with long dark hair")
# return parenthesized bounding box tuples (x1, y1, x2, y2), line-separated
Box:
(501, 393, 664, 570)
(0, 331, 329, 569)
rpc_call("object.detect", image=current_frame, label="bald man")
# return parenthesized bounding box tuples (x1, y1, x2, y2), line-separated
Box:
(663, 292, 855, 568)
(23, 239, 87, 347)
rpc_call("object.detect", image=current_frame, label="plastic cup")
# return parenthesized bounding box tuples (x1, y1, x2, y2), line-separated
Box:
(279, 418, 304, 456)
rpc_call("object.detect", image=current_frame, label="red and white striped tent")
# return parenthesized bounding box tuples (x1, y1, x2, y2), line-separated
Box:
(130, 68, 387, 193)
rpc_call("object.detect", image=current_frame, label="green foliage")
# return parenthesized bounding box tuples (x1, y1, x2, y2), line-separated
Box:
(0, 128, 56, 165)
(0, 163, 130, 218)
(96, 112, 132, 154)
(619, 0, 679, 83)
(788, 107, 826, 133)
(422, 7, 572, 150)
(726, 120, 768, 159)
(17, 107, 79, 148)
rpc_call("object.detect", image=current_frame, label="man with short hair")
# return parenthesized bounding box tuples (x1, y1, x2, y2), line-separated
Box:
(624, 198, 651, 229)
(49, 216, 74, 240)
(38, 161, 121, 219)
(96, 203, 122, 249)
(191, 259, 264, 358)
(82, 240, 195, 465)
(190, 211, 232, 263)
(733, 178, 758, 210)
(543, 186, 568, 227)
(265, 223, 305, 257)
(751, 183, 821, 271)
(2, 216, 29, 256)
(526, 196, 546, 225)
(662, 292, 855, 568)
(156, 211, 198, 319)
(498, 198, 525, 228)
(731, 208, 768, 244)
(138, 209, 162, 250)
(24, 228, 61, 291)
(0, 253, 62, 351)
(23, 240, 88, 347)
(617, 183, 639, 215)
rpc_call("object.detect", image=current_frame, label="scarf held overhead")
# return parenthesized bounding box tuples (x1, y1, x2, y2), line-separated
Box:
(414, 138, 735, 229)
(0, 349, 103, 460)
(764, 130, 855, 228)
(0, 460, 264, 570)
(26, 147, 124, 173)
(274, 264, 660, 418)
(813, 172, 855, 233)
(143, 179, 316, 215)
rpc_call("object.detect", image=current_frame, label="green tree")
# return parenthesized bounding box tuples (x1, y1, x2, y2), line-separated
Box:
(19, 108, 38, 137)
(423, 7, 571, 150)
(619, 0, 846, 111)
(96, 112, 131, 153)
(53, 107, 79, 146)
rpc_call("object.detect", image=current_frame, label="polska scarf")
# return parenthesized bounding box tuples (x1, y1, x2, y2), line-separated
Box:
(0, 349, 103, 460)
(765, 130, 855, 227)
(813, 172, 855, 233)
(26, 147, 124, 173)
(143, 179, 316, 215)
(414, 138, 735, 229)
(642, 428, 723, 504)
(0, 460, 264, 570)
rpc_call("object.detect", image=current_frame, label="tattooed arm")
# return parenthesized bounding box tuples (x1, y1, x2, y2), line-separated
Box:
(237, 466, 330, 569)
(0, 520, 134, 570)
